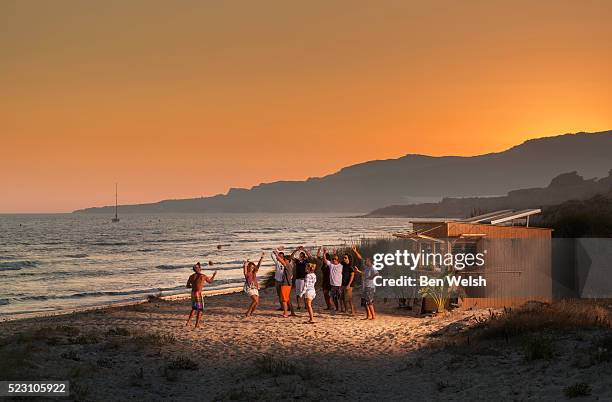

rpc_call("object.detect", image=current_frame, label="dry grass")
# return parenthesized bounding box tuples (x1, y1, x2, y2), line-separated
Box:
(474, 300, 612, 340)
(133, 332, 176, 347)
(521, 334, 556, 361)
(166, 356, 199, 371)
(105, 327, 130, 336)
(254, 354, 297, 377)
(564, 382, 592, 398)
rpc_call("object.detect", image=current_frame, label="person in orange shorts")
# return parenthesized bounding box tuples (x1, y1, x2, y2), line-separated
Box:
(273, 249, 295, 318)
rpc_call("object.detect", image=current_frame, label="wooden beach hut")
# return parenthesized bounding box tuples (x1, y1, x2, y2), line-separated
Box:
(394, 209, 553, 309)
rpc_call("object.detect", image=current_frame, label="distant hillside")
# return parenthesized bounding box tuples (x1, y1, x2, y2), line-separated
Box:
(75, 130, 612, 214)
(367, 170, 612, 218)
(534, 191, 612, 237)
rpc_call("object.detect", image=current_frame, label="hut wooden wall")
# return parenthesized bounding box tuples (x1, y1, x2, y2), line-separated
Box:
(462, 236, 552, 308)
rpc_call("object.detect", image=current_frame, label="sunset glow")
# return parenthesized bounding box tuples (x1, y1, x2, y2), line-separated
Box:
(2, 0, 611, 212)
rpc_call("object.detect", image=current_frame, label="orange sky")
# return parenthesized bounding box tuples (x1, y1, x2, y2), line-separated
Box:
(2, 0, 611, 213)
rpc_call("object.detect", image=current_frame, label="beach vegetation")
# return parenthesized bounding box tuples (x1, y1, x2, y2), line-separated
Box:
(166, 356, 199, 371)
(588, 333, 612, 364)
(474, 301, 611, 340)
(536, 191, 612, 237)
(70, 381, 90, 401)
(254, 354, 333, 385)
(129, 366, 145, 387)
(418, 272, 465, 314)
(563, 382, 592, 398)
(163, 367, 179, 382)
(0, 343, 38, 380)
(61, 349, 81, 361)
(71, 334, 100, 345)
(134, 332, 176, 347)
(521, 335, 556, 361)
(105, 327, 130, 336)
(254, 354, 297, 376)
(96, 357, 114, 368)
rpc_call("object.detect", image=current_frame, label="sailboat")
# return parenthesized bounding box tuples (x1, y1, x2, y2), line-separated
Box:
(111, 183, 120, 223)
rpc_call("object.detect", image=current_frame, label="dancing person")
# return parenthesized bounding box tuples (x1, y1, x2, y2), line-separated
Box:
(341, 246, 362, 315)
(243, 252, 264, 318)
(354, 256, 379, 320)
(322, 249, 343, 312)
(185, 262, 217, 328)
(300, 263, 317, 323)
(291, 246, 312, 310)
(274, 250, 296, 318)
(271, 247, 286, 310)
(317, 247, 333, 309)
(341, 251, 357, 315)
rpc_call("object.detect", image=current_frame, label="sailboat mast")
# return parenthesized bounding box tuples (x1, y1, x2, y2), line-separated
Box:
(115, 183, 118, 219)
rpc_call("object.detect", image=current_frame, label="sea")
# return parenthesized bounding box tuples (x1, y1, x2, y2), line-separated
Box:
(0, 213, 412, 317)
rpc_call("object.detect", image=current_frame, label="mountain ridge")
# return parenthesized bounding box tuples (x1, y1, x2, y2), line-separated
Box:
(74, 130, 612, 214)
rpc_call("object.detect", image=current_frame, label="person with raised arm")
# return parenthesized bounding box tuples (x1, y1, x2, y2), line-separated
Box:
(290, 246, 313, 310)
(274, 249, 296, 318)
(322, 248, 344, 312)
(243, 252, 264, 318)
(353, 253, 379, 320)
(185, 262, 217, 328)
(271, 247, 287, 310)
(317, 247, 333, 310)
(340, 246, 360, 315)
(300, 263, 317, 323)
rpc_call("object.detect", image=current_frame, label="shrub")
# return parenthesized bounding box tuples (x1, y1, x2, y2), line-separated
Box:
(476, 300, 611, 340)
(134, 332, 176, 347)
(522, 335, 555, 361)
(72, 334, 99, 345)
(254, 354, 297, 376)
(61, 350, 80, 361)
(563, 382, 591, 398)
(105, 327, 130, 336)
(166, 356, 199, 371)
(589, 333, 612, 364)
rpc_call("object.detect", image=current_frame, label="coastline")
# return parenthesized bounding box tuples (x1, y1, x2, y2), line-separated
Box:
(0, 286, 244, 323)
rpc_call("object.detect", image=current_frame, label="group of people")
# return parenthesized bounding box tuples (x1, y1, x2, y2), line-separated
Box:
(185, 246, 379, 328)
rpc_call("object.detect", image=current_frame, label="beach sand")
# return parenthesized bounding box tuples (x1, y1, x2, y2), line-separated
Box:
(1, 288, 612, 401)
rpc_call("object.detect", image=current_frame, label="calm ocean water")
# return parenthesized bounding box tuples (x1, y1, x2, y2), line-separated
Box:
(0, 213, 411, 316)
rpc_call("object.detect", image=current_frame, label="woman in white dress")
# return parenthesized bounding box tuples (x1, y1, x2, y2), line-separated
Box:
(300, 263, 317, 324)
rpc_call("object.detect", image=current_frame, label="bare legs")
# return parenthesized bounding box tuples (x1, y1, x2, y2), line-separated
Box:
(365, 304, 376, 320)
(347, 298, 355, 315)
(186, 310, 203, 328)
(305, 298, 315, 323)
(342, 287, 356, 314)
(245, 295, 259, 317)
(186, 310, 194, 325)
(281, 300, 295, 317)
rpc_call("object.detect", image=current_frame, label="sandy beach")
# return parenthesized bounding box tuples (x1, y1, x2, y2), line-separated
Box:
(2, 288, 612, 401)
